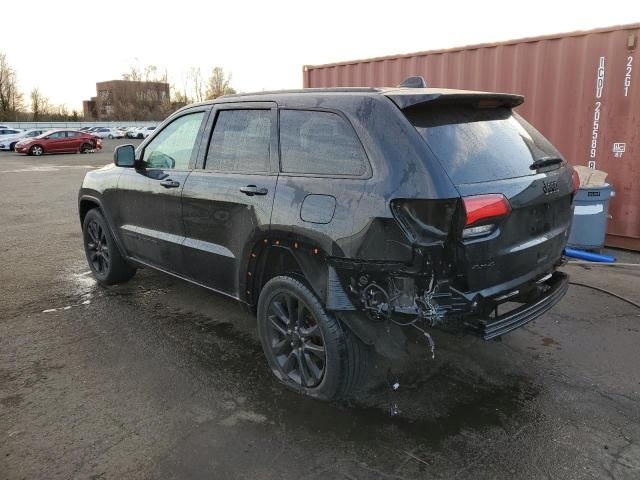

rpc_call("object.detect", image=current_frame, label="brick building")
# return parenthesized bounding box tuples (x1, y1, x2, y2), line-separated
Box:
(83, 80, 171, 121)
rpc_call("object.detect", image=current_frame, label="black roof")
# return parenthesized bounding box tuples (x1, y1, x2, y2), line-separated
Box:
(187, 87, 524, 111)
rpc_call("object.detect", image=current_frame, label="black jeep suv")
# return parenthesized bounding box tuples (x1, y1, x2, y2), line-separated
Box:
(79, 83, 577, 400)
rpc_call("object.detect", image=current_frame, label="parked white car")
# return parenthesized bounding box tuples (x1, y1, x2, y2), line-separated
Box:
(126, 127, 140, 138)
(129, 126, 156, 139)
(0, 129, 47, 151)
(92, 127, 124, 139)
(122, 126, 139, 137)
(0, 128, 23, 138)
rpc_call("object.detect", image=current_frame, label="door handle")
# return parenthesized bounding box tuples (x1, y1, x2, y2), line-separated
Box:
(159, 179, 180, 188)
(240, 185, 268, 196)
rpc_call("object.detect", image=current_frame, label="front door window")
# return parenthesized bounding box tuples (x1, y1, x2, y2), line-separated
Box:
(143, 112, 205, 170)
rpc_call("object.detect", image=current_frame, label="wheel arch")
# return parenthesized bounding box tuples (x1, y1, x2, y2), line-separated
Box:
(243, 235, 331, 311)
(78, 194, 129, 260)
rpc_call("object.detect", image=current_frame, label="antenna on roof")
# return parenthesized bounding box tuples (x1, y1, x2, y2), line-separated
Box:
(398, 75, 427, 88)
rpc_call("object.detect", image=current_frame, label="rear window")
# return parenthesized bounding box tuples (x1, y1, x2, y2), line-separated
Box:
(405, 106, 561, 184)
(279, 110, 367, 176)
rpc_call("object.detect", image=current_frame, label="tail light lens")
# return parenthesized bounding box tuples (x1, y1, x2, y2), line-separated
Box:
(462, 194, 511, 238)
(571, 169, 580, 192)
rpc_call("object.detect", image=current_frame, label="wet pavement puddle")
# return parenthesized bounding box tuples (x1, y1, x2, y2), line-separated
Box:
(60, 265, 540, 451)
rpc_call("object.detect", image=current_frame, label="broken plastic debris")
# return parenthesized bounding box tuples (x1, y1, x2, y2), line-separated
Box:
(392, 382, 400, 391)
(42, 309, 57, 313)
(411, 323, 436, 359)
(82, 300, 90, 305)
(389, 402, 401, 417)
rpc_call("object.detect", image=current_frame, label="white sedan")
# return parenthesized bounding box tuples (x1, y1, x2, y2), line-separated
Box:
(0, 129, 44, 151)
(92, 127, 124, 139)
(0, 128, 23, 138)
(130, 126, 157, 139)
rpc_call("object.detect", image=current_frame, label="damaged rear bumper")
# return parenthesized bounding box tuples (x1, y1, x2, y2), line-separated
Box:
(464, 271, 569, 340)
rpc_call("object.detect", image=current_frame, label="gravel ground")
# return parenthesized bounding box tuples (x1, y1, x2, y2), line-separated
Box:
(1, 140, 639, 479)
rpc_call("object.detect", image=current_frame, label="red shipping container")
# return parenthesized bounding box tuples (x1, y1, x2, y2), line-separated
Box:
(304, 24, 640, 250)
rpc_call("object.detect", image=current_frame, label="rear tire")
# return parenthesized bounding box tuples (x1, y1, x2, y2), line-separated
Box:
(82, 209, 136, 285)
(30, 145, 44, 156)
(257, 275, 368, 401)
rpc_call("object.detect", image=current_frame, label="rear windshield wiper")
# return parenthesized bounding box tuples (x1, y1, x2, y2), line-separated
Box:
(530, 156, 563, 170)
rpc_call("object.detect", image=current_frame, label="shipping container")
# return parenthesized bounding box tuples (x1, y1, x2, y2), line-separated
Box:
(304, 23, 640, 251)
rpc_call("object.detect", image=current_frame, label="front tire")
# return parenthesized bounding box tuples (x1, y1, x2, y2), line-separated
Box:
(30, 145, 44, 156)
(82, 209, 136, 285)
(80, 143, 92, 154)
(257, 275, 368, 401)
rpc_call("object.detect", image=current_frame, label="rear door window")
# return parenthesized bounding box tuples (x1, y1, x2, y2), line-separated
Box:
(279, 110, 367, 176)
(205, 109, 271, 173)
(405, 106, 562, 185)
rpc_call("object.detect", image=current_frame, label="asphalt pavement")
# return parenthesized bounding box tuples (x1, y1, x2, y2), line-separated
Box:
(1, 140, 639, 479)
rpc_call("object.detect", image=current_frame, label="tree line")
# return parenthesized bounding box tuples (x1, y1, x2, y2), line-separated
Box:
(0, 51, 236, 122)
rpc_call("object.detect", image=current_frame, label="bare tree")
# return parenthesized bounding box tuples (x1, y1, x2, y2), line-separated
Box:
(171, 85, 189, 106)
(205, 67, 236, 100)
(189, 67, 205, 103)
(58, 104, 69, 120)
(111, 63, 172, 120)
(122, 63, 168, 83)
(30, 88, 49, 121)
(0, 52, 24, 121)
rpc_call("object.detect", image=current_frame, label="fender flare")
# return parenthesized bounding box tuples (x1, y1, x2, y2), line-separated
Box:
(78, 194, 129, 260)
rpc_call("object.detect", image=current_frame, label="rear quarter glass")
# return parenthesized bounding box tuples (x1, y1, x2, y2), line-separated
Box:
(404, 106, 562, 185)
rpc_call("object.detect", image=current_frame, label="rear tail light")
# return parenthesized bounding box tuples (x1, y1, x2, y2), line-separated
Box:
(462, 194, 511, 238)
(571, 169, 580, 193)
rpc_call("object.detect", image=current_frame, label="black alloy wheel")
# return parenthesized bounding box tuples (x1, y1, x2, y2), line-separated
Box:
(266, 291, 326, 388)
(85, 219, 110, 275)
(82, 208, 136, 285)
(257, 275, 368, 400)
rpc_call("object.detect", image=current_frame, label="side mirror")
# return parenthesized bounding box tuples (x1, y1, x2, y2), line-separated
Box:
(114, 144, 136, 167)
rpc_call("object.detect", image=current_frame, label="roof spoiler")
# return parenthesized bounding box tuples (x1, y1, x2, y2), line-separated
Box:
(385, 91, 525, 110)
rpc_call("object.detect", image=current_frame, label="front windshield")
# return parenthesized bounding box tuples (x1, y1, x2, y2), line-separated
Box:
(37, 130, 56, 139)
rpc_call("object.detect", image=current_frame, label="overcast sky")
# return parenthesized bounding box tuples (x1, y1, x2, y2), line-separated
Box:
(2, 0, 639, 110)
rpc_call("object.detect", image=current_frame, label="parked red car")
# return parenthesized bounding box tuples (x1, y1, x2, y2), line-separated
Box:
(15, 130, 102, 156)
